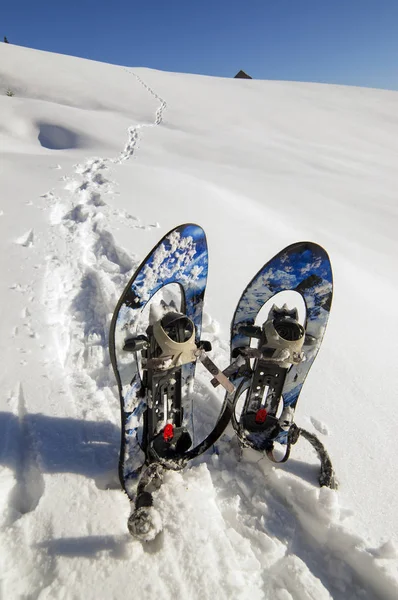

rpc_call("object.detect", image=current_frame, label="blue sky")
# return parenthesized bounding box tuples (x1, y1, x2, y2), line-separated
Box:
(3, 0, 398, 90)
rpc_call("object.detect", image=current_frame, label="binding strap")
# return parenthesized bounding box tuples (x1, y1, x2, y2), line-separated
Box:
(266, 424, 337, 489)
(265, 423, 300, 463)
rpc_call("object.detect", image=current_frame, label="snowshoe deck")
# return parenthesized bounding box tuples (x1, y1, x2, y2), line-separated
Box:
(227, 241, 334, 482)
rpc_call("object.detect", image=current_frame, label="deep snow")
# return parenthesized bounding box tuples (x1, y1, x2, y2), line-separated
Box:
(1, 43, 398, 599)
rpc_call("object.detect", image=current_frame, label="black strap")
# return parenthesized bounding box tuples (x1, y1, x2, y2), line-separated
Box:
(298, 427, 337, 489)
(265, 423, 300, 463)
(266, 444, 291, 463)
(266, 424, 337, 489)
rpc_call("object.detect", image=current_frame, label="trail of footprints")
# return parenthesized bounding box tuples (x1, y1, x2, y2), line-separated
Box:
(44, 70, 166, 418)
(2, 71, 166, 596)
(11, 68, 166, 394)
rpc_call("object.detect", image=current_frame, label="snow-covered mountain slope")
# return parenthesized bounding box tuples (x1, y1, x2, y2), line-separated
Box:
(1, 43, 397, 599)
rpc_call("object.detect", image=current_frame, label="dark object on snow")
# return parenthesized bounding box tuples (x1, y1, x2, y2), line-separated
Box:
(4, 36, 9, 43)
(234, 70, 252, 79)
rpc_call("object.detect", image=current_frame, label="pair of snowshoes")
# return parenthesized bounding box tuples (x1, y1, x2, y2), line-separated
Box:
(109, 224, 335, 541)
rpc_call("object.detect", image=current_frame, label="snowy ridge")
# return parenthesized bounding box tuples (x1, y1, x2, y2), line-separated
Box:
(1, 43, 398, 599)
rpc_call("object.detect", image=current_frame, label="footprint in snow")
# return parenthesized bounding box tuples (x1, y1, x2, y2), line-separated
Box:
(15, 229, 35, 248)
(310, 416, 330, 436)
(91, 172, 109, 186)
(40, 191, 56, 200)
(64, 179, 82, 193)
(135, 222, 160, 231)
(87, 192, 106, 207)
(23, 323, 38, 338)
(366, 540, 398, 559)
(75, 158, 107, 175)
(21, 307, 31, 319)
(10, 283, 29, 293)
(63, 204, 89, 223)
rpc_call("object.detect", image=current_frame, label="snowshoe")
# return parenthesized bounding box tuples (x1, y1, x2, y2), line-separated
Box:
(109, 224, 234, 540)
(214, 241, 336, 488)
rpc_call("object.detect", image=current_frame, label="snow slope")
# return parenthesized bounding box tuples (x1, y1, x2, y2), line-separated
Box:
(1, 43, 398, 599)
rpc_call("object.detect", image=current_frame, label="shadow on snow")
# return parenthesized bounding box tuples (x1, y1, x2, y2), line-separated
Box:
(0, 411, 120, 489)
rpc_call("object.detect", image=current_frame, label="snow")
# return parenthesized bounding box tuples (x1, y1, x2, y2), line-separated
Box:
(1, 41, 398, 598)
(309, 416, 330, 436)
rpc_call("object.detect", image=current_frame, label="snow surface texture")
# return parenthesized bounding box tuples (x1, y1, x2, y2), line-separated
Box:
(1, 43, 398, 599)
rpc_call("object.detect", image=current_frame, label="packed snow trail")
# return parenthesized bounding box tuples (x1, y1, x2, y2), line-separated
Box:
(44, 68, 165, 406)
(1, 44, 398, 599)
(0, 69, 166, 599)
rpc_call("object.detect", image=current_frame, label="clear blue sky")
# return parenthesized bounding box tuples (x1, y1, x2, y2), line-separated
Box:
(3, 0, 398, 90)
